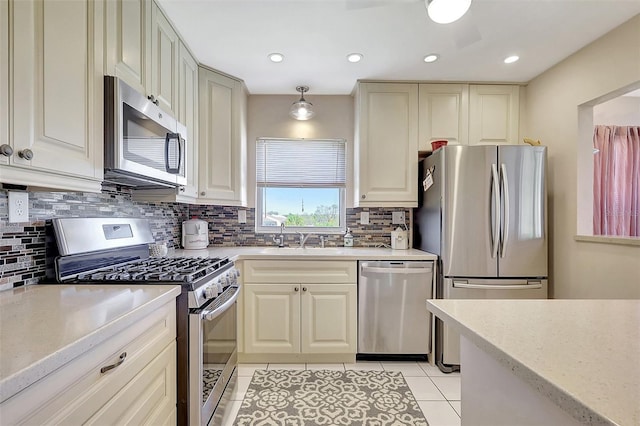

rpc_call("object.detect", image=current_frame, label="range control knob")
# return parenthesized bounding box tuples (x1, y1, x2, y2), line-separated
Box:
(215, 280, 224, 293)
(203, 285, 217, 299)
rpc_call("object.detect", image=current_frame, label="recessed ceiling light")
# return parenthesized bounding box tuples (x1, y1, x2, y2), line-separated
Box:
(268, 53, 284, 63)
(347, 53, 363, 63)
(504, 55, 519, 64)
(424, 54, 439, 63)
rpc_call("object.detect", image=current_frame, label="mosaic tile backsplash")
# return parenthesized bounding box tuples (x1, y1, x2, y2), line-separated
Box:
(1, 187, 411, 290)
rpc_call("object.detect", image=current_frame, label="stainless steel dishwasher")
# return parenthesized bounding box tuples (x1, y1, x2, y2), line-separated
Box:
(358, 260, 434, 355)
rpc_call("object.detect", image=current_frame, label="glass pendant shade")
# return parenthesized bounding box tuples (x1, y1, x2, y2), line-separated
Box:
(290, 86, 315, 120)
(426, 0, 472, 24)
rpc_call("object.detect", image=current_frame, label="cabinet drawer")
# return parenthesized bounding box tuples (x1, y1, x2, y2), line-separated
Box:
(243, 260, 357, 284)
(1, 301, 176, 425)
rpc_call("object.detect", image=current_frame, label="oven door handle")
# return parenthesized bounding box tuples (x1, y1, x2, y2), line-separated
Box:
(202, 287, 240, 321)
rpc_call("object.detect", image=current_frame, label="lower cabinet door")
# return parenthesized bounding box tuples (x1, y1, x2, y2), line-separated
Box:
(244, 284, 300, 354)
(301, 284, 357, 354)
(86, 341, 177, 426)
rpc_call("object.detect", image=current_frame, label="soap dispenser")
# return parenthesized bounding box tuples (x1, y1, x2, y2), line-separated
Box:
(344, 228, 354, 247)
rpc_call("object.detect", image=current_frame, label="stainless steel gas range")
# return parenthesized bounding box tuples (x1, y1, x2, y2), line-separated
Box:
(45, 217, 239, 426)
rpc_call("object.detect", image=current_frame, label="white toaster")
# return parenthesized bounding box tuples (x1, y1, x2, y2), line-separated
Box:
(181, 218, 209, 249)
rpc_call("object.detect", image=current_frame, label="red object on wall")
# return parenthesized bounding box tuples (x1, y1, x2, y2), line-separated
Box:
(431, 140, 448, 151)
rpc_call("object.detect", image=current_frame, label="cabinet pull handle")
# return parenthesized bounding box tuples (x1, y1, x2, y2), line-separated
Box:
(0, 144, 13, 157)
(294, 287, 299, 292)
(100, 352, 127, 374)
(302, 287, 307, 292)
(18, 149, 34, 160)
(147, 94, 156, 103)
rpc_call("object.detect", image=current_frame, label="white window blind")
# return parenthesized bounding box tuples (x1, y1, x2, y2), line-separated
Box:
(256, 138, 346, 188)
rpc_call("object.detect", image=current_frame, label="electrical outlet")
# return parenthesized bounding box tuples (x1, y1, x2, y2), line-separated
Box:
(360, 211, 369, 225)
(9, 192, 29, 223)
(238, 210, 247, 224)
(392, 211, 405, 224)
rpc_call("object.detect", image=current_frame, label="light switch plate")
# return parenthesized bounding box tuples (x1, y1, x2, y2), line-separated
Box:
(360, 211, 369, 225)
(392, 211, 405, 224)
(9, 192, 29, 223)
(238, 210, 247, 224)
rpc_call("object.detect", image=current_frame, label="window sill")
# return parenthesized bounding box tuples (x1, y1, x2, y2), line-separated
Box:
(574, 235, 640, 247)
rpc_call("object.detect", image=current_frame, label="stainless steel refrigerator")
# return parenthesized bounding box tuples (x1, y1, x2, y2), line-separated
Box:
(415, 145, 548, 372)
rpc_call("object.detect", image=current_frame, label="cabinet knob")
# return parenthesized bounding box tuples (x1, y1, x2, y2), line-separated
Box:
(361, 194, 366, 199)
(302, 287, 307, 292)
(18, 149, 34, 160)
(200, 191, 206, 196)
(294, 287, 299, 292)
(148, 94, 156, 103)
(179, 186, 185, 192)
(0, 144, 13, 157)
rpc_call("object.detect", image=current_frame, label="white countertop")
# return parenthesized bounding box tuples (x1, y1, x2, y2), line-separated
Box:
(0, 284, 181, 402)
(426, 299, 640, 426)
(173, 246, 437, 261)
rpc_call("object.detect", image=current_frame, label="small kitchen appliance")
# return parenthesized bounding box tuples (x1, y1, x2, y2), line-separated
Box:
(45, 217, 239, 426)
(391, 227, 409, 250)
(182, 218, 209, 249)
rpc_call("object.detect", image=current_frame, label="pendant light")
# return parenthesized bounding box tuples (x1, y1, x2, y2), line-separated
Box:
(426, 0, 472, 24)
(289, 86, 315, 121)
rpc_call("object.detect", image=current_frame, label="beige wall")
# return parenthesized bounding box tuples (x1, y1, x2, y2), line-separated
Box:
(524, 15, 640, 299)
(593, 95, 640, 125)
(246, 95, 354, 208)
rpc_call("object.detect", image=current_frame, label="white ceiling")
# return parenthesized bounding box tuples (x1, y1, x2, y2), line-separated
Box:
(157, 0, 640, 95)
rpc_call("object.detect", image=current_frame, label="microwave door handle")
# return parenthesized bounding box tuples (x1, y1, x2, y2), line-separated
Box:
(165, 133, 180, 174)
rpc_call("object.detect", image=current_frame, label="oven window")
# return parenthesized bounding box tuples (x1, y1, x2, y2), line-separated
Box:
(202, 302, 236, 403)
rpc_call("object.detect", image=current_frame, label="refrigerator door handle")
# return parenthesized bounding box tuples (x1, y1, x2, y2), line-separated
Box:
(491, 164, 500, 259)
(500, 163, 510, 258)
(452, 281, 543, 290)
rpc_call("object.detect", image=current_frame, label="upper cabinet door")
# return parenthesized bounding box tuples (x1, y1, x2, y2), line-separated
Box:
(355, 83, 418, 207)
(469, 85, 520, 145)
(418, 84, 469, 151)
(151, 3, 178, 115)
(177, 41, 199, 199)
(7, 0, 103, 191)
(104, 0, 151, 94)
(198, 67, 247, 206)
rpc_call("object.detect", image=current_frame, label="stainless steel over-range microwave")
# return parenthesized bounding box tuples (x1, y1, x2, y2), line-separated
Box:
(104, 76, 187, 188)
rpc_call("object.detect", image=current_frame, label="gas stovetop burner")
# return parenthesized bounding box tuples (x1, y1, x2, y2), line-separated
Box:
(75, 256, 231, 284)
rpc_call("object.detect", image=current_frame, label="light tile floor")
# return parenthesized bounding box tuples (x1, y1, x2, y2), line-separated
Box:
(218, 361, 461, 426)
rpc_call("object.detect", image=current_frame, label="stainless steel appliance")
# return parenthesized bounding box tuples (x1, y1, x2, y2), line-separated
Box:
(414, 145, 548, 372)
(358, 261, 434, 356)
(104, 76, 187, 188)
(46, 218, 239, 426)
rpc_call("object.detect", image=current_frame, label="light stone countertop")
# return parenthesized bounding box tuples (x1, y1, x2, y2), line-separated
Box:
(426, 299, 640, 426)
(0, 284, 181, 403)
(172, 246, 437, 261)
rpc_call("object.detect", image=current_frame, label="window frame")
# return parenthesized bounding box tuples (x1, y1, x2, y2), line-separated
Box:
(255, 137, 347, 235)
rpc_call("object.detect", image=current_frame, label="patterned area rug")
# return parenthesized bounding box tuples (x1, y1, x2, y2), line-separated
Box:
(203, 368, 223, 403)
(234, 370, 428, 425)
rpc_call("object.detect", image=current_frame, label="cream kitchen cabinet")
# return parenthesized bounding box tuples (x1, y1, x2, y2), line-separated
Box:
(418, 83, 469, 151)
(150, 1, 179, 116)
(104, 0, 178, 117)
(1, 0, 104, 192)
(197, 66, 247, 206)
(0, 300, 177, 425)
(354, 82, 419, 207)
(104, 0, 151, 96)
(469, 84, 521, 145)
(240, 260, 357, 363)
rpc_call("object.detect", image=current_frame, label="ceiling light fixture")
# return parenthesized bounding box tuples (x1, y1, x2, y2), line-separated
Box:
(268, 53, 284, 63)
(347, 53, 363, 63)
(504, 55, 520, 64)
(424, 54, 439, 63)
(289, 86, 315, 121)
(426, 0, 472, 24)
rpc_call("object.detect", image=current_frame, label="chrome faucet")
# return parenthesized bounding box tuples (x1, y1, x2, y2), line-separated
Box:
(320, 236, 326, 248)
(273, 223, 285, 247)
(298, 232, 312, 248)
